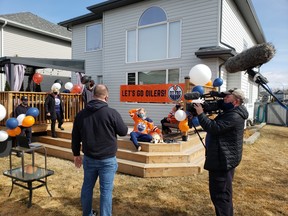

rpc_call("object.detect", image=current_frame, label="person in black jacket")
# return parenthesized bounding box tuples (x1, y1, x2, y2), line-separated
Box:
(82, 79, 95, 107)
(44, 87, 64, 138)
(193, 88, 248, 216)
(72, 84, 128, 216)
(14, 96, 32, 143)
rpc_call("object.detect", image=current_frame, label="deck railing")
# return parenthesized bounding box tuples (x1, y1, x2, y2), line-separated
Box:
(0, 91, 84, 127)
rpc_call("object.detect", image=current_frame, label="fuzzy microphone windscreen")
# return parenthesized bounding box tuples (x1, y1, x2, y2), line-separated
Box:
(225, 42, 276, 73)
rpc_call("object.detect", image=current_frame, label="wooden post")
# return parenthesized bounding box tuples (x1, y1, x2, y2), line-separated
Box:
(182, 76, 194, 141)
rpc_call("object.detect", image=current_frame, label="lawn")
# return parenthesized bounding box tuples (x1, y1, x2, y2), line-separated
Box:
(0, 124, 287, 216)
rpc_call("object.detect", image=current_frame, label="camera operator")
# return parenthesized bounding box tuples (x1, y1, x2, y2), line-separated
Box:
(193, 88, 248, 216)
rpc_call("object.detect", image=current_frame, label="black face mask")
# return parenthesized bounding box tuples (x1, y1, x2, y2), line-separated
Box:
(22, 101, 28, 105)
(53, 92, 58, 95)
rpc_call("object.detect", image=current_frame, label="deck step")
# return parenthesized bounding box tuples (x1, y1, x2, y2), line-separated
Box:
(34, 142, 75, 161)
(117, 158, 204, 178)
(32, 129, 206, 178)
(36, 136, 71, 149)
(116, 143, 205, 164)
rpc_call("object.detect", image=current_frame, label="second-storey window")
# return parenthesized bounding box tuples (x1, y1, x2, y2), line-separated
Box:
(86, 23, 102, 51)
(127, 6, 181, 63)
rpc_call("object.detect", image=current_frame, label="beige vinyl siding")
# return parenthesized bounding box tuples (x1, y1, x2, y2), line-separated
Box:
(102, 0, 220, 124)
(3, 26, 71, 58)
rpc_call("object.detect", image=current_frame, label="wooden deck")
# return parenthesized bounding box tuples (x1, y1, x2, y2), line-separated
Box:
(32, 122, 206, 178)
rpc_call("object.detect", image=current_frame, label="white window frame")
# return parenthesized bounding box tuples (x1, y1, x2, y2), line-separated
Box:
(126, 7, 181, 63)
(126, 68, 180, 85)
(85, 22, 103, 52)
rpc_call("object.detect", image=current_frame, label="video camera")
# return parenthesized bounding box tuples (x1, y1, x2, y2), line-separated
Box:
(184, 91, 225, 116)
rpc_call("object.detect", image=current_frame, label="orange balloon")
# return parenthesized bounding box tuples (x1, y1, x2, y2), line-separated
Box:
(32, 73, 43, 84)
(14, 127, 21, 135)
(22, 116, 35, 127)
(71, 84, 82, 93)
(178, 119, 189, 132)
(205, 80, 213, 86)
(6, 127, 21, 137)
(6, 129, 16, 137)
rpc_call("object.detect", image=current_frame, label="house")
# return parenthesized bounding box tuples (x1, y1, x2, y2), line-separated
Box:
(59, 0, 266, 125)
(0, 12, 73, 92)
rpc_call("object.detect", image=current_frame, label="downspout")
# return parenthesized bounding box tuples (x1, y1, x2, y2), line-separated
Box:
(1, 19, 8, 91)
(1, 19, 8, 57)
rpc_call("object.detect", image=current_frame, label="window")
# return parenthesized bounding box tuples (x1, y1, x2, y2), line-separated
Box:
(86, 23, 102, 51)
(97, 75, 103, 84)
(127, 69, 179, 84)
(139, 6, 167, 26)
(127, 7, 181, 62)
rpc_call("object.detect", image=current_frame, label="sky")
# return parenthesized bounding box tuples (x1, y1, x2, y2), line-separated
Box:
(0, 0, 287, 90)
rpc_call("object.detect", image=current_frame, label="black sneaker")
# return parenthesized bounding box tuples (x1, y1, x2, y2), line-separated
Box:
(16, 152, 23, 157)
(58, 127, 64, 130)
(92, 210, 98, 216)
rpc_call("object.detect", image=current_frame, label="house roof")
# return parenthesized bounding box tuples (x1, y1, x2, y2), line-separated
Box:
(0, 56, 85, 73)
(0, 12, 72, 41)
(59, 0, 265, 43)
(58, 0, 145, 26)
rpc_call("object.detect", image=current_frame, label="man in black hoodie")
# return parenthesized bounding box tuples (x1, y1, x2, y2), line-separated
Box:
(193, 88, 248, 216)
(72, 84, 128, 216)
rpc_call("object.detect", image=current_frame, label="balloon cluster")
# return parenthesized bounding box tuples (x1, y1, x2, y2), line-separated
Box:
(174, 110, 189, 132)
(0, 104, 39, 142)
(32, 74, 84, 94)
(174, 64, 224, 133)
(50, 79, 82, 94)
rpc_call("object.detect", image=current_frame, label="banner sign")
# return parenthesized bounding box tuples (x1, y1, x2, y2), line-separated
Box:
(120, 83, 186, 103)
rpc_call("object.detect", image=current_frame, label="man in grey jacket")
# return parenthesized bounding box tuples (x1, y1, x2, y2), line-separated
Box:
(194, 88, 248, 216)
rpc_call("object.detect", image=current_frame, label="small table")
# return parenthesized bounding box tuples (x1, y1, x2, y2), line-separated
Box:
(3, 145, 54, 208)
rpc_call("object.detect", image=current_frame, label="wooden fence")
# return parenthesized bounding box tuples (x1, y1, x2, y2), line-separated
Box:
(0, 91, 84, 129)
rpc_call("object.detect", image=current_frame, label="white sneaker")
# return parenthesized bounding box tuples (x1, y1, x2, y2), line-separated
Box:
(137, 146, 142, 151)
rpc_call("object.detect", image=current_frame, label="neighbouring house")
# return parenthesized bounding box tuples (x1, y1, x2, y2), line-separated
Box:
(59, 0, 266, 125)
(0, 12, 73, 92)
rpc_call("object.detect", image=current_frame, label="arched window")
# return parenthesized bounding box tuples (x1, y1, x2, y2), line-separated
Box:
(138, 6, 167, 26)
(127, 6, 181, 63)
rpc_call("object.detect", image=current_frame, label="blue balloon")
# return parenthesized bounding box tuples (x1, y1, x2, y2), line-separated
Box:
(192, 117, 200, 127)
(213, 78, 223, 87)
(6, 118, 18, 129)
(26, 107, 39, 118)
(192, 85, 204, 95)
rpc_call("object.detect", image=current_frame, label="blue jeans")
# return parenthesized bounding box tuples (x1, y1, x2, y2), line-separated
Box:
(81, 156, 118, 216)
(130, 132, 152, 149)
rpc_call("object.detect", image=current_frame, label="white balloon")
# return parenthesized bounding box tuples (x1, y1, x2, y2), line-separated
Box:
(0, 104, 6, 121)
(0, 130, 9, 142)
(51, 82, 61, 90)
(175, 110, 187, 121)
(189, 64, 212, 85)
(64, 82, 73, 90)
(17, 114, 26, 126)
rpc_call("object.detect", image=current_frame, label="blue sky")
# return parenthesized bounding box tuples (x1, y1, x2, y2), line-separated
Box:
(0, 0, 287, 89)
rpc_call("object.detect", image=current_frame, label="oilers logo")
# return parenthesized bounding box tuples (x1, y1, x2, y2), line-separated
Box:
(137, 122, 146, 133)
(168, 85, 183, 101)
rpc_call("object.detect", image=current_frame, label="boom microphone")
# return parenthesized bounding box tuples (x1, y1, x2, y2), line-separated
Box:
(224, 42, 276, 73)
(184, 92, 200, 100)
